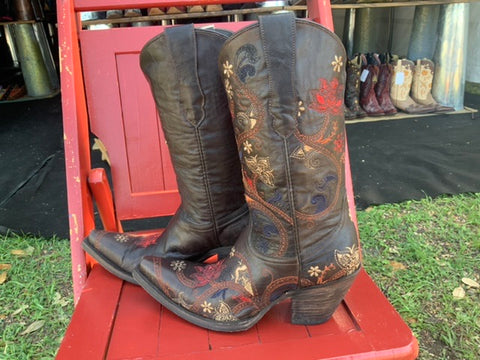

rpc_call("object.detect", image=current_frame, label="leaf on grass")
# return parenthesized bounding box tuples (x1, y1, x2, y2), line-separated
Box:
(0, 264, 12, 270)
(462, 277, 480, 289)
(12, 305, 29, 316)
(452, 286, 465, 299)
(53, 292, 70, 307)
(11, 246, 34, 257)
(0, 272, 7, 285)
(389, 261, 407, 270)
(20, 320, 45, 335)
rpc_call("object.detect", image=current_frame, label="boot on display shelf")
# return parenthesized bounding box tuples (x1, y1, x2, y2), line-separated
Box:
(359, 54, 385, 116)
(411, 59, 454, 113)
(134, 13, 361, 332)
(390, 59, 436, 114)
(374, 53, 397, 115)
(344, 55, 367, 120)
(82, 26, 249, 284)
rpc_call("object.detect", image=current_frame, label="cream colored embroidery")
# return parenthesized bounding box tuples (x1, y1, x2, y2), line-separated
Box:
(332, 55, 343, 73)
(297, 100, 306, 117)
(224, 78, 233, 99)
(223, 60, 233, 78)
(201, 301, 213, 314)
(335, 244, 361, 275)
(243, 141, 253, 154)
(170, 260, 186, 272)
(214, 301, 238, 322)
(114, 234, 129, 243)
(229, 246, 236, 258)
(233, 262, 254, 296)
(172, 292, 191, 309)
(245, 155, 274, 187)
(308, 265, 321, 277)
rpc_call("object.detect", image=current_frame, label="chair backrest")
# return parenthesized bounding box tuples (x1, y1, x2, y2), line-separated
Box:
(58, 0, 337, 302)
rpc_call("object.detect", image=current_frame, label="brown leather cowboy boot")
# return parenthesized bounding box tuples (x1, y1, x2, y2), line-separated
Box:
(390, 59, 435, 114)
(411, 59, 454, 112)
(374, 53, 397, 115)
(345, 55, 367, 119)
(359, 54, 385, 116)
(134, 13, 361, 332)
(82, 26, 249, 284)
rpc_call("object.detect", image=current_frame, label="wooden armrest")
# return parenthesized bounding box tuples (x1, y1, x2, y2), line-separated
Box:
(88, 168, 123, 232)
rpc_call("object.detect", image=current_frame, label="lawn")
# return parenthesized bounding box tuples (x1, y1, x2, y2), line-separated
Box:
(1, 192, 479, 359)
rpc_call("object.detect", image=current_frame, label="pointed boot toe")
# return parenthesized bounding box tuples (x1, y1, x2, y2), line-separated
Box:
(82, 230, 164, 283)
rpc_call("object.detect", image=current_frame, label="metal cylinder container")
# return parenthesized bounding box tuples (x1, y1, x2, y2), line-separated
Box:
(407, 5, 440, 61)
(432, 4, 470, 110)
(14, 23, 53, 97)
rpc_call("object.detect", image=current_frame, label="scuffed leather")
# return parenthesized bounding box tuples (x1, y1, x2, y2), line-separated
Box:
(137, 14, 361, 325)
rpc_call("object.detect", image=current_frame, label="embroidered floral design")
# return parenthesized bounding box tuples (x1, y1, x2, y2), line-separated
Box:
(191, 260, 226, 287)
(136, 234, 159, 248)
(237, 110, 257, 132)
(201, 301, 213, 314)
(172, 291, 191, 309)
(224, 78, 233, 99)
(233, 262, 254, 295)
(335, 244, 361, 275)
(114, 234, 129, 243)
(332, 55, 343, 73)
(245, 155, 274, 187)
(229, 246, 236, 258)
(170, 260, 186, 272)
(334, 134, 344, 153)
(309, 77, 344, 116)
(223, 60, 233, 78)
(297, 100, 305, 117)
(243, 141, 253, 154)
(308, 265, 321, 277)
(213, 301, 238, 322)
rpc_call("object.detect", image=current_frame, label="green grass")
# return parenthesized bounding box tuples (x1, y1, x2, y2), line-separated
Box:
(358, 193, 480, 360)
(0, 234, 73, 360)
(0, 192, 479, 359)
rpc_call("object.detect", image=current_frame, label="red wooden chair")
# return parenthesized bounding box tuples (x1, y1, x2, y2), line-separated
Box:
(56, 1, 419, 358)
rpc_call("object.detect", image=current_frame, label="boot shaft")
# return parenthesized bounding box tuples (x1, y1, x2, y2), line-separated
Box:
(140, 27, 246, 226)
(390, 59, 414, 102)
(411, 58, 434, 102)
(219, 14, 359, 278)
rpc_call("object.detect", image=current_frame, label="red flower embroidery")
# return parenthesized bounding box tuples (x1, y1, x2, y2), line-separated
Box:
(309, 78, 344, 116)
(192, 259, 226, 287)
(136, 234, 160, 248)
(334, 134, 344, 153)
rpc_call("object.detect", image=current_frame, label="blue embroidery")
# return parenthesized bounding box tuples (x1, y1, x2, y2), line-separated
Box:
(235, 44, 259, 83)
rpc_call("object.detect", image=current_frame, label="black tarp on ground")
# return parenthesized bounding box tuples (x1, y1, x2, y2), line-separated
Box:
(347, 107, 480, 209)
(0, 94, 479, 239)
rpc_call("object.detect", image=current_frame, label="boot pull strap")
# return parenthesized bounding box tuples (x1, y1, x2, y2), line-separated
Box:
(165, 24, 204, 126)
(259, 13, 297, 138)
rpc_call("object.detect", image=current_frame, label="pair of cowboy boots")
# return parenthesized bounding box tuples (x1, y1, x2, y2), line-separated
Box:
(390, 58, 453, 114)
(357, 53, 397, 117)
(83, 13, 361, 332)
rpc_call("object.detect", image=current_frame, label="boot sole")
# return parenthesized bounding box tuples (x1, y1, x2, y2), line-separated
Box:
(133, 266, 360, 332)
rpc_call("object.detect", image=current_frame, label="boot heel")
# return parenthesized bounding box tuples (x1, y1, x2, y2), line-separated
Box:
(290, 270, 359, 325)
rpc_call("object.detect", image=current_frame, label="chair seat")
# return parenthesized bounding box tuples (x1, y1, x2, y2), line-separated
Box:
(57, 266, 418, 359)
